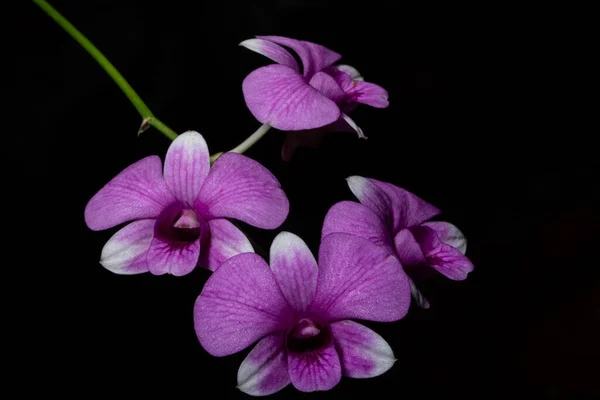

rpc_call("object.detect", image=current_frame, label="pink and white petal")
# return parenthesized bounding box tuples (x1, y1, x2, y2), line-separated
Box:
(346, 176, 394, 229)
(369, 178, 442, 230)
(341, 113, 366, 139)
(237, 333, 290, 396)
(195, 152, 289, 229)
(423, 221, 467, 254)
(346, 81, 389, 108)
(393, 228, 427, 268)
(411, 226, 474, 281)
(163, 131, 210, 207)
(99, 219, 154, 275)
(336, 64, 363, 81)
(309, 71, 347, 104)
(201, 219, 253, 272)
(194, 253, 292, 357)
(321, 201, 393, 252)
(330, 320, 395, 378)
(287, 338, 341, 392)
(312, 233, 411, 322)
(242, 64, 340, 131)
(85, 156, 175, 231)
(409, 279, 430, 309)
(239, 38, 299, 72)
(146, 236, 201, 277)
(258, 36, 342, 78)
(269, 232, 318, 312)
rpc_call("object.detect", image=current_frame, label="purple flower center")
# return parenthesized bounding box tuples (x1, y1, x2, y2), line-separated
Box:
(286, 318, 330, 353)
(156, 202, 204, 243)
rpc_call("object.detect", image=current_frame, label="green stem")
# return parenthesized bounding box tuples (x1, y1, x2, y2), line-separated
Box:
(33, 0, 178, 141)
(229, 124, 272, 154)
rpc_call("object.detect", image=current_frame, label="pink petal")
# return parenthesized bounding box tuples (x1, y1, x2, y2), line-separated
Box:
(195, 152, 289, 229)
(347, 176, 441, 233)
(84, 156, 175, 231)
(311, 233, 411, 322)
(346, 81, 389, 108)
(341, 113, 366, 139)
(146, 235, 201, 277)
(287, 337, 341, 392)
(258, 36, 342, 78)
(309, 71, 346, 103)
(239, 38, 299, 72)
(423, 221, 467, 254)
(335, 64, 363, 80)
(393, 228, 427, 268)
(200, 218, 253, 272)
(321, 201, 393, 253)
(242, 64, 340, 131)
(411, 226, 474, 281)
(237, 333, 290, 396)
(330, 320, 396, 378)
(163, 131, 210, 207)
(269, 232, 318, 312)
(99, 219, 154, 275)
(194, 253, 292, 357)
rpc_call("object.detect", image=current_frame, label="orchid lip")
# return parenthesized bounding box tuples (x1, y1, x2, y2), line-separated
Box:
(155, 202, 205, 243)
(286, 317, 330, 354)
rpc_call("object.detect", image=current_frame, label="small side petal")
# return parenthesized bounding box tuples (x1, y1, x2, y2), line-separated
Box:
(411, 226, 474, 280)
(201, 219, 254, 272)
(287, 337, 341, 392)
(335, 64, 363, 81)
(321, 201, 392, 252)
(195, 152, 289, 229)
(312, 233, 411, 322)
(423, 221, 467, 254)
(237, 333, 290, 396)
(258, 36, 342, 78)
(164, 131, 210, 207)
(194, 253, 291, 357)
(240, 38, 299, 72)
(146, 236, 201, 277)
(330, 320, 395, 378)
(309, 71, 347, 104)
(84, 156, 175, 231)
(346, 81, 389, 108)
(99, 219, 154, 275)
(393, 228, 427, 268)
(242, 64, 340, 131)
(270, 232, 318, 312)
(341, 113, 366, 139)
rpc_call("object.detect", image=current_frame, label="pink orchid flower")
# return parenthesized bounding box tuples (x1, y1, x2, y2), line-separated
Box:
(84, 131, 289, 276)
(241, 36, 389, 160)
(194, 232, 410, 395)
(322, 176, 474, 307)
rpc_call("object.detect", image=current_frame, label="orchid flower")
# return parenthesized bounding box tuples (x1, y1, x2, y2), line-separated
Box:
(322, 176, 474, 307)
(84, 131, 289, 276)
(240, 36, 389, 160)
(194, 232, 410, 395)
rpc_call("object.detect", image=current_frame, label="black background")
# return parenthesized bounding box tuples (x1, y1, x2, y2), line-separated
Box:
(17, 1, 598, 398)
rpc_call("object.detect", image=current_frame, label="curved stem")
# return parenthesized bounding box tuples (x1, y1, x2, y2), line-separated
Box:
(33, 0, 178, 141)
(229, 124, 272, 154)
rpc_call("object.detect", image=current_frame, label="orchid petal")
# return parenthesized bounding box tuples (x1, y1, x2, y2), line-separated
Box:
(195, 152, 289, 229)
(237, 333, 290, 396)
(258, 35, 342, 78)
(201, 218, 253, 272)
(311, 233, 410, 322)
(321, 201, 392, 252)
(239, 38, 299, 72)
(84, 156, 175, 231)
(330, 320, 396, 378)
(341, 113, 366, 139)
(411, 226, 474, 280)
(99, 219, 154, 275)
(242, 64, 340, 131)
(423, 221, 467, 254)
(287, 337, 341, 392)
(309, 71, 346, 104)
(270, 232, 318, 312)
(194, 253, 291, 356)
(393, 228, 427, 268)
(146, 235, 201, 277)
(346, 176, 394, 229)
(336, 64, 364, 81)
(164, 131, 210, 207)
(346, 81, 389, 108)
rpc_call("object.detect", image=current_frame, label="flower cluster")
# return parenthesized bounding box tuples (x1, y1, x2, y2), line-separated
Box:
(84, 36, 474, 395)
